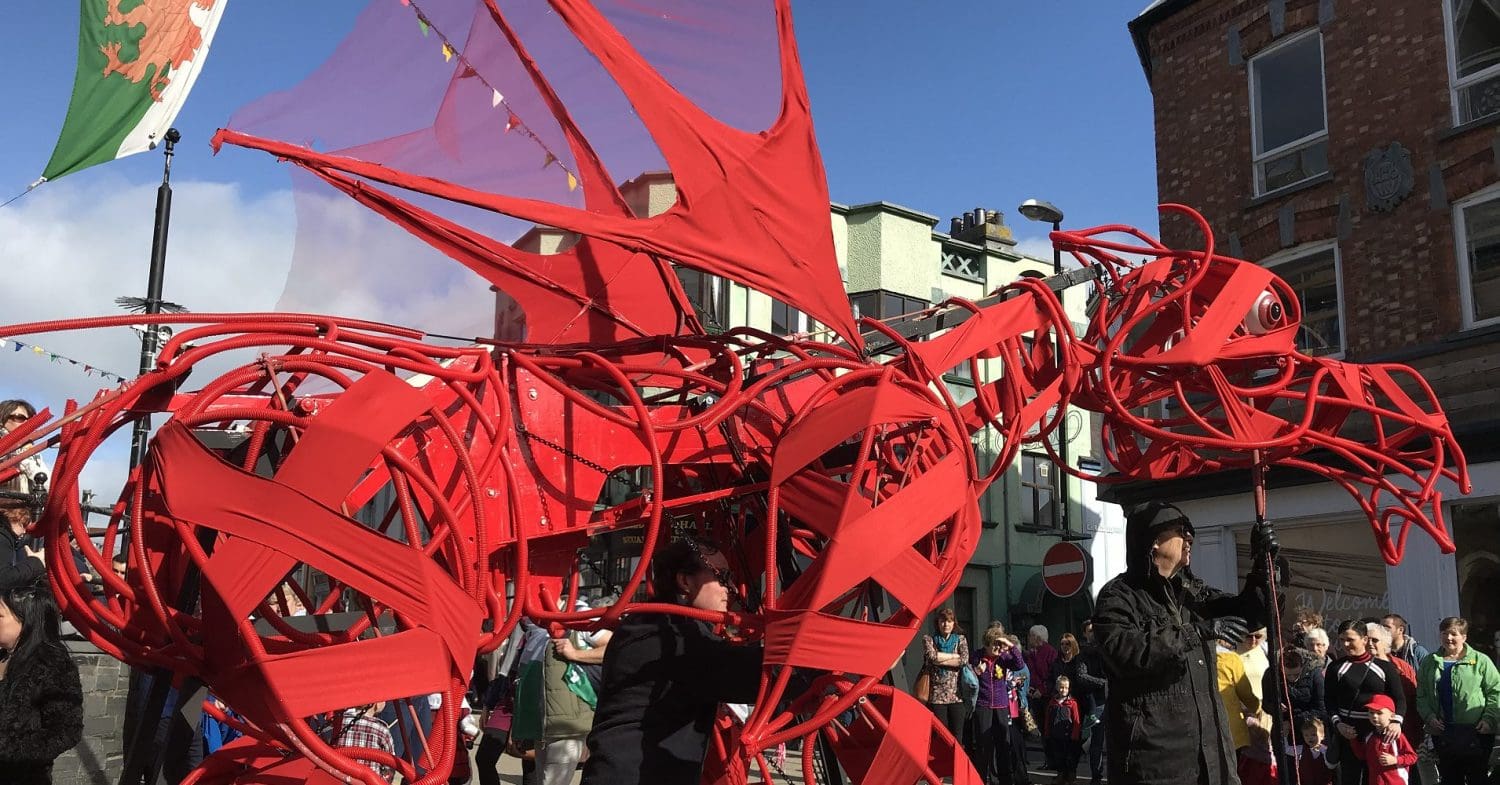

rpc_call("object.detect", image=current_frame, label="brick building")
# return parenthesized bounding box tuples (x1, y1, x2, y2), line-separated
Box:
(1126, 0, 1500, 648)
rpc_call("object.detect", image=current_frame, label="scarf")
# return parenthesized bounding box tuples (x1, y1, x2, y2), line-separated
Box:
(934, 633, 960, 654)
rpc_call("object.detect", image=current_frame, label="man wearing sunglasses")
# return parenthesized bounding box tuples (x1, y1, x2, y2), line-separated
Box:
(1093, 501, 1280, 785)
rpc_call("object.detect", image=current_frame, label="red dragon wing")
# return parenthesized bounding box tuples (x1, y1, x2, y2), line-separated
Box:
(213, 0, 859, 348)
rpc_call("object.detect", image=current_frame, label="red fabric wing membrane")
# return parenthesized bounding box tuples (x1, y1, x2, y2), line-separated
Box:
(214, 0, 859, 348)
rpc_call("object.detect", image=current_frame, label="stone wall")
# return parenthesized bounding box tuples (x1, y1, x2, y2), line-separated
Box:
(55, 640, 129, 785)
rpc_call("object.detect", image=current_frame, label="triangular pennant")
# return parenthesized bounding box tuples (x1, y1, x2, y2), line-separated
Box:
(505, 111, 521, 132)
(11, 341, 21, 352)
(418, 18, 430, 36)
(441, 43, 454, 62)
(32, 345, 43, 355)
(566, 171, 578, 191)
(491, 89, 503, 108)
(458, 64, 477, 79)
(542, 152, 556, 169)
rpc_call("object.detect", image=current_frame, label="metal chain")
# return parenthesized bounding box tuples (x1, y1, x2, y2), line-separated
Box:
(516, 422, 613, 476)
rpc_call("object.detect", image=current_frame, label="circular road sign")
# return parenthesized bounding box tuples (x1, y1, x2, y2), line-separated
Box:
(1042, 542, 1089, 599)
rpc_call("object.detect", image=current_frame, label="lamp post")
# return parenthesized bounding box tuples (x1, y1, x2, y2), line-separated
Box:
(1018, 199, 1069, 534)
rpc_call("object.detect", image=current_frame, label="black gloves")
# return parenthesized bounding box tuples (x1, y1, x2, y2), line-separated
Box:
(1201, 615, 1251, 648)
(1250, 519, 1279, 565)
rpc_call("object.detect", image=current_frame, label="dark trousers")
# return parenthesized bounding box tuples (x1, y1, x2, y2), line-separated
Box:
(1007, 719, 1032, 785)
(1087, 708, 1106, 784)
(929, 701, 967, 743)
(1435, 737, 1494, 785)
(1333, 734, 1365, 785)
(476, 728, 538, 785)
(973, 707, 1015, 785)
(1046, 734, 1080, 776)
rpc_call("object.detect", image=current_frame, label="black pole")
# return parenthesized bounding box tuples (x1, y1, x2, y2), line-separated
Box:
(128, 127, 180, 471)
(119, 129, 185, 785)
(1252, 455, 1294, 785)
(1051, 219, 1069, 534)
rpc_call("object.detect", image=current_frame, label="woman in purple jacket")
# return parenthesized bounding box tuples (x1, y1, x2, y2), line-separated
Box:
(972, 625, 1028, 784)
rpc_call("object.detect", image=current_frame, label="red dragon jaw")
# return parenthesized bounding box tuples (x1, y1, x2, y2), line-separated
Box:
(1061, 206, 1471, 565)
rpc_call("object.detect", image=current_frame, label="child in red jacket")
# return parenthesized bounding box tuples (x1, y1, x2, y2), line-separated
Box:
(1045, 676, 1082, 785)
(1350, 695, 1418, 785)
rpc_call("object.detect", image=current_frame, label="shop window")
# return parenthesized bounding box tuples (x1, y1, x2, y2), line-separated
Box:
(849, 290, 929, 322)
(676, 266, 730, 331)
(1452, 501, 1500, 660)
(1265, 244, 1344, 355)
(1446, 0, 1500, 124)
(1455, 189, 1500, 327)
(771, 299, 813, 335)
(1235, 518, 1391, 628)
(1249, 31, 1329, 195)
(1019, 452, 1057, 529)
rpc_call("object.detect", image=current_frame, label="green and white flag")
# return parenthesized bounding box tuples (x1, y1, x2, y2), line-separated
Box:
(41, 0, 230, 182)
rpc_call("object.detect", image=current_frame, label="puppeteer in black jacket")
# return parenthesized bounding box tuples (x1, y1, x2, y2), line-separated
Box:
(580, 612, 762, 785)
(1094, 502, 1278, 785)
(0, 631, 85, 784)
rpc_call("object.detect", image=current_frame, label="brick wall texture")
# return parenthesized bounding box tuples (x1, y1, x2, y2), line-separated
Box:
(1139, 0, 1500, 432)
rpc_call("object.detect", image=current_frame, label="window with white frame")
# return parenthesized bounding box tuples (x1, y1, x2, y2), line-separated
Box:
(1266, 244, 1344, 356)
(1249, 31, 1329, 195)
(1445, 0, 1500, 124)
(1455, 189, 1500, 327)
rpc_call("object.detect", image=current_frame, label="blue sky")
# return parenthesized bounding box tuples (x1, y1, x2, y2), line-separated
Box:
(0, 1, 1158, 493)
(2, 2, 1159, 232)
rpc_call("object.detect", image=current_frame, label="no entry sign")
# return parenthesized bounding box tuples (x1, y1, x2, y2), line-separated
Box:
(1042, 542, 1089, 598)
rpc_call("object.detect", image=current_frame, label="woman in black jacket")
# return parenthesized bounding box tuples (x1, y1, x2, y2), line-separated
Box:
(0, 580, 84, 784)
(1323, 620, 1406, 785)
(1094, 501, 1276, 785)
(580, 539, 762, 785)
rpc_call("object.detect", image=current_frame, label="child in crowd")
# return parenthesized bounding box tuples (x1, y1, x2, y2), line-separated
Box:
(1236, 719, 1278, 785)
(1291, 716, 1335, 785)
(1351, 695, 1417, 785)
(1044, 676, 1082, 785)
(335, 701, 396, 782)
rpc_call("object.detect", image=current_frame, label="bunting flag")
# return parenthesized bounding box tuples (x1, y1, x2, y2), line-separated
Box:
(404, 0, 579, 192)
(0, 338, 128, 383)
(42, 0, 231, 182)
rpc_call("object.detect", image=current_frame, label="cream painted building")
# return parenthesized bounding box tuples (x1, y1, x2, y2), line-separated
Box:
(510, 173, 1127, 671)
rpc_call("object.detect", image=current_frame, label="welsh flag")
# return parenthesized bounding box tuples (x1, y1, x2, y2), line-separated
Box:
(42, 0, 229, 182)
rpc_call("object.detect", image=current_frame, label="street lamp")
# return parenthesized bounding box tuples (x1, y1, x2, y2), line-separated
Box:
(1019, 198, 1069, 534)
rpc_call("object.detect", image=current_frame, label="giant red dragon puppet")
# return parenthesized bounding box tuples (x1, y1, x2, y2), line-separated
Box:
(0, 1, 1471, 784)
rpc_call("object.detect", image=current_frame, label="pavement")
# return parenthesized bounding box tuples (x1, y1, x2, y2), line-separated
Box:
(474, 738, 1087, 784)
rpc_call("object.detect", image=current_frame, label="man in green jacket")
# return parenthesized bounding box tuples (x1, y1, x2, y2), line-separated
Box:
(1415, 617, 1500, 785)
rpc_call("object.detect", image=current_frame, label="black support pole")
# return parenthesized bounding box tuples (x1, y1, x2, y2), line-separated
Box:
(119, 128, 186, 785)
(128, 127, 180, 471)
(1051, 219, 1070, 534)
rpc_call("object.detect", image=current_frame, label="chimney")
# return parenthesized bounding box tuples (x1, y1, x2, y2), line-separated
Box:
(948, 207, 1016, 248)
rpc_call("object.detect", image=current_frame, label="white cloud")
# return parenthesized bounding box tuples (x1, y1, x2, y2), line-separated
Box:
(1, 177, 297, 498)
(0, 175, 495, 506)
(1014, 234, 1055, 264)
